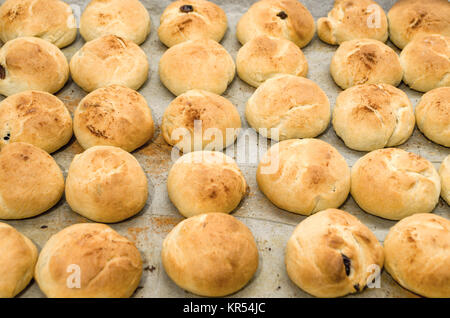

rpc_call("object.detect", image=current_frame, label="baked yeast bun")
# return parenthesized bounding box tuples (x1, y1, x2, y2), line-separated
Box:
(236, 35, 308, 88)
(35, 223, 143, 298)
(351, 148, 440, 220)
(0, 222, 37, 298)
(236, 0, 315, 48)
(384, 213, 450, 298)
(257, 139, 350, 215)
(65, 146, 148, 223)
(167, 151, 247, 218)
(285, 209, 384, 297)
(330, 38, 402, 89)
(162, 213, 258, 296)
(0, 37, 69, 96)
(158, 0, 227, 47)
(440, 155, 450, 205)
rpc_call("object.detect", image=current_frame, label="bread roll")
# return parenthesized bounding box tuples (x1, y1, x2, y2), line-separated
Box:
(236, 0, 315, 48)
(400, 34, 450, 93)
(162, 213, 258, 296)
(159, 39, 235, 96)
(332, 83, 415, 151)
(330, 38, 403, 89)
(440, 155, 450, 205)
(0, 222, 37, 298)
(0, 37, 69, 96)
(80, 0, 151, 45)
(384, 213, 450, 298)
(35, 223, 143, 298)
(70, 35, 149, 92)
(167, 151, 247, 218)
(74, 85, 154, 152)
(65, 146, 148, 223)
(257, 139, 350, 215)
(351, 148, 440, 220)
(0, 0, 77, 48)
(0, 142, 64, 219)
(388, 0, 450, 49)
(158, 0, 227, 47)
(245, 75, 330, 140)
(285, 209, 384, 298)
(318, 0, 388, 45)
(161, 90, 241, 152)
(236, 35, 308, 88)
(0, 91, 72, 153)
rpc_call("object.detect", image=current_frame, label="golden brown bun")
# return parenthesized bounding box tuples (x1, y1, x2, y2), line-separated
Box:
(162, 213, 258, 296)
(0, 222, 37, 298)
(159, 39, 235, 96)
(35, 223, 143, 298)
(440, 155, 450, 205)
(332, 83, 415, 151)
(236, 35, 308, 88)
(318, 0, 388, 45)
(80, 0, 151, 45)
(0, 0, 77, 48)
(285, 209, 384, 298)
(70, 35, 149, 92)
(65, 146, 148, 223)
(400, 34, 450, 93)
(161, 90, 241, 152)
(0, 91, 72, 153)
(388, 0, 450, 49)
(158, 0, 227, 47)
(236, 0, 315, 48)
(0, 142, 64, 219)
(245, 75, 330, 140)
(0, 37, 69, 96)
(416, 87, 450, 147)
(351, 148, 440, 220)
(73, 85, 154, 152)
(330, 38, 403, 89)
(257, 139, 350, 215)
(384, 213, 450, 298)
(167, 151, 247, 218)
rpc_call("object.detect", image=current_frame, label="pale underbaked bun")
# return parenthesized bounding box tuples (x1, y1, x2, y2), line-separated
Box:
(245, 75, 330, 140)
(162, 213, 258, 296)
(167, 151, 247, 218)
(257, 139, 351, 215)
(388, 0, 450, 49)
(158, 0, 227, 47)
(236, 35, 308, 88)
(0, 37, 69, 96)
(236, 0, 315, 48)
(416, 87, 450, 147)
(400, 34, 450, 93)
(0, 222, 37, 298)
(440, 155, 450, 205)
(0, 142, 64, 219)
(330, 39, 403, 89)
(161, 90, 241, 153)
(0, 0, 77, 48)
(285, 209, 384, 298)
(332, 83, 415, 151)
(70, 35, 149, 92)
(351, 148, 440, 220)
(35, 223, 143, 298)
(80, 0, 151, 45)
(65, 146, 148, 223)
(384, 213, 450, 298)
(0, 91, 72, 153)
(74, 85, 154, 152)
(317, 0, 388, 45)
(159, 39, 235, 96)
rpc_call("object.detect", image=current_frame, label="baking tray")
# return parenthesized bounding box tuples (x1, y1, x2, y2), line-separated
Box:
(2, 0, 448, 298)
